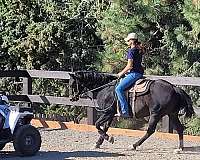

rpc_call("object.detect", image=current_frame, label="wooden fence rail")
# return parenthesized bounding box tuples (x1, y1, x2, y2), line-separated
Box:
(0, 70, 200, 132)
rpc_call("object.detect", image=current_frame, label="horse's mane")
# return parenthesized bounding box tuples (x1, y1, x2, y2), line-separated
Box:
(74, 71, 117, 88)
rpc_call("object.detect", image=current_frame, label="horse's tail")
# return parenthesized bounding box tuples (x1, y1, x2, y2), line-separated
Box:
(174, 87, 195, 118)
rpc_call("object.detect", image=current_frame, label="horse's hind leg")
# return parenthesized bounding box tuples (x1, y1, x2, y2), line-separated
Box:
(95, 112, 114, 148)
(170, 114, 184, 150)
(132, 113, 160, 150)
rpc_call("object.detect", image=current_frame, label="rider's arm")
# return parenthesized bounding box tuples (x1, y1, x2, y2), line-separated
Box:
(117, 59, 133, 78)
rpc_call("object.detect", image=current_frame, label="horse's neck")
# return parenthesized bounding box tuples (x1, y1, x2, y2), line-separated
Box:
(96, 85, 116, 111)
(82, 79, 109, 90)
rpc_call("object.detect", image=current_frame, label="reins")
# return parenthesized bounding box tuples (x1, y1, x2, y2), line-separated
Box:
(80, 79, 119, 112)
(80, 79, 118, 96)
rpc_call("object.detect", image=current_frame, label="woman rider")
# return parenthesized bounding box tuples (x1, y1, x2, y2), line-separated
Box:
(115, 33, 144, 118)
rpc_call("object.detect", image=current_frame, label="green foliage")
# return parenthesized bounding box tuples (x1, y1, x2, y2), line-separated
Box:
(0, 0, 200, 127)
(184, 116, 200, 136)
(183, 0, 200, 38)
(32, 78, 68, 96)
(0, 0, 106, 120)
(0, 77, 22, 95)
(0, 0, 103, 70)
(97, 0, 200, 78)
(41, 104, 86, 122)
(97, 0, 200, 108)
(112, 117, 147, 130)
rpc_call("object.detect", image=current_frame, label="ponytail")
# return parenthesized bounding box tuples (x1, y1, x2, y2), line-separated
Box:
(131, 39, 146, 54)
(135, 41, 145, 54)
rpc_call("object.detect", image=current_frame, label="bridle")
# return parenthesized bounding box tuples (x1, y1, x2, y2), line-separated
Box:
(70, 78, 82, 101)
(72, 79, 119, 112)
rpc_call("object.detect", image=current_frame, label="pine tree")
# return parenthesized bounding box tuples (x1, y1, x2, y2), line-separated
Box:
(0, 0, 103, 71)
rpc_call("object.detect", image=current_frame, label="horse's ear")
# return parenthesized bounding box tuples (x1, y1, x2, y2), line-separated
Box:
(74, 71, 83, 79)
(69, 73, 75, 79)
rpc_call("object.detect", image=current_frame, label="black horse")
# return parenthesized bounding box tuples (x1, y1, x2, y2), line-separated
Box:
(69, 71, 195, 151)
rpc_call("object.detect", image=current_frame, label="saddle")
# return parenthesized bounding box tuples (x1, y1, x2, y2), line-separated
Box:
(129, 78, 154, 117)
(116, 78, 154, 118)
(129, 78, 153, 96)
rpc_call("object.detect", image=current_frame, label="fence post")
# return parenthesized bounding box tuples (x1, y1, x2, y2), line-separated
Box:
(87, 107, 97, 125)
(161, 115, 173, 133)
(23, 77, 32, 107)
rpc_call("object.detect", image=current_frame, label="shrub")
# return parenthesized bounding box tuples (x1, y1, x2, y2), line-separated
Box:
(184, 116, 200, 136)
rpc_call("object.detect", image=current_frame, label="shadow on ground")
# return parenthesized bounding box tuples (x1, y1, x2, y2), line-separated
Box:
(138, 146, 200, 155)
(0, 150, 126, 160)
(181, 146, 200, 155)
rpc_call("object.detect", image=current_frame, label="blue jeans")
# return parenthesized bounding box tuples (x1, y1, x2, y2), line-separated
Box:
(115, 72, 143, 115)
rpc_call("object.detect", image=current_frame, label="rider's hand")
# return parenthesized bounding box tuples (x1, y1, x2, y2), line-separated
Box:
(117, 72, 124, 79)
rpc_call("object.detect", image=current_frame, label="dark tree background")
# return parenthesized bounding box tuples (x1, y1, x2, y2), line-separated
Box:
(0, 0, 199, 131)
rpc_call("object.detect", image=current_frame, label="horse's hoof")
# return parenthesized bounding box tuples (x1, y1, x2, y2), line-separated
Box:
(95, 144, 101, 149)
(132, 144, 137, 150)
(173, 148, 183, 154)
(108, 136, 114, 144)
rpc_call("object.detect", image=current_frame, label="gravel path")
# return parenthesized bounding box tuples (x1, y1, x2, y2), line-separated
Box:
(1, 128, 200, 160)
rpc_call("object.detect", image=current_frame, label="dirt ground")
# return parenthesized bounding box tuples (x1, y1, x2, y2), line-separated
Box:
(1, 128, 200, 160)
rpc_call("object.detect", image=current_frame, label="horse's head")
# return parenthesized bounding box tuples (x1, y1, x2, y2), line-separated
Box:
(69, 73, 82, 101)
(69, 71, 118, 101)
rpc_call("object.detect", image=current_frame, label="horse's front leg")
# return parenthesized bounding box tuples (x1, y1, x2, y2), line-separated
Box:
(102, 117, 115, 144)
(132, 113, 160, 150)
(95, 113, 114, 148)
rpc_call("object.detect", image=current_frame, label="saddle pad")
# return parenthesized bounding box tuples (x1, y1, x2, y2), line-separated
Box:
(115, 79, 154, 117)
(129, 79, 153, 95)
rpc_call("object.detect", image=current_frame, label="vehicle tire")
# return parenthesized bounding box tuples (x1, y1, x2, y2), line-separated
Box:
(0, 143, 6, 150)
(13, 125, 41, 156)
